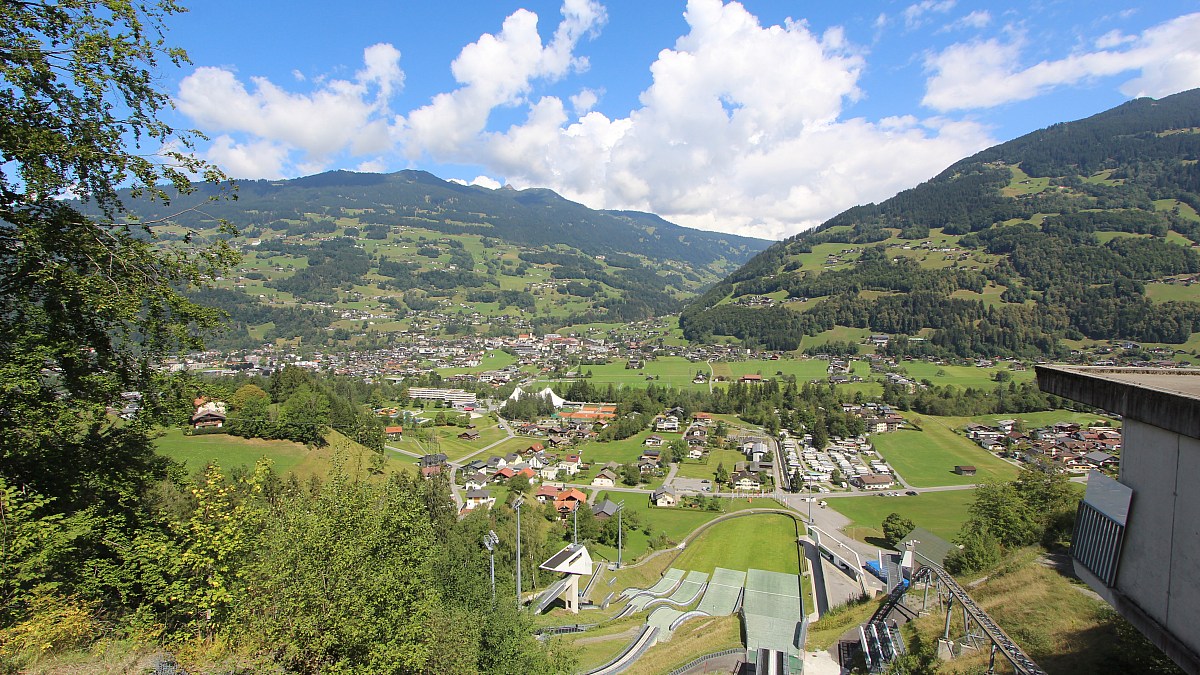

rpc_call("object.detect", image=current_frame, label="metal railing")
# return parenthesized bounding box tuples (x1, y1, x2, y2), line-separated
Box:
(913, 555, 1048, 675)
(666, 647, 746, 675)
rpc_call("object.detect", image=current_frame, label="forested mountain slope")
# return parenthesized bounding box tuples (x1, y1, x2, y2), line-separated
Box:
(681, 88, 1200, 357)
(91, 171, 769, 348)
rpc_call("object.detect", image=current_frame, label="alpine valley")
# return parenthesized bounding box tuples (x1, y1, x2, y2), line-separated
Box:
(97, 170, 770, 350)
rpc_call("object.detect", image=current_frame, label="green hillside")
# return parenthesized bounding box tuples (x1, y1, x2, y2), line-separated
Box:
(95, 171, 769, 349)
(682, 88, 1200, 357)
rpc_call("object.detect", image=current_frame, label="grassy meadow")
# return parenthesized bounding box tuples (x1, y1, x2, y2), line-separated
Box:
(154, 428, 413, 479)
(872, 416, 1019, 488)
(587, 496, 784, 563)
(827, 490, 975, 544)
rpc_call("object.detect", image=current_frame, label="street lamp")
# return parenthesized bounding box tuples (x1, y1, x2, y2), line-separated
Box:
(483, 530, 499, 602)
(807, 477, 813, 524)
(617, 500, 626, 568)
(513, 495, 525, 606)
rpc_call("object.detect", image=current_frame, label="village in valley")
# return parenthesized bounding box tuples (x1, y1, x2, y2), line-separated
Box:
(167, 320, 1136, 674)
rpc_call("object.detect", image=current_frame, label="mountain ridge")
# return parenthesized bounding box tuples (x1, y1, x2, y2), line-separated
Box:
(109, 168, 769, 271)
(681, 88, 1200, 357)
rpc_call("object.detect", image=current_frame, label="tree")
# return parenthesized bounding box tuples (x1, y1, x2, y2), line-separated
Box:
(0, 0, 236, 634)
(351, 410, 385, 453)
(620, 463, 641, 486)
(278, 385, 331, 445)
(228, 384, 273, 439)
(667, 437, 688, 464)
(1, 1, 236, 494)
(944, 525, 1003, 575)
(574, 502, 600, 542)
(881, 513, 916, 546)
(967, 480, 1041, 548)
(811, 426, 829, 451)
(714, 462, 729, 487)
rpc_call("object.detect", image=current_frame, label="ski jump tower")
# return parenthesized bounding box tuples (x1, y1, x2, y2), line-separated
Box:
(539, 543, 593, 613)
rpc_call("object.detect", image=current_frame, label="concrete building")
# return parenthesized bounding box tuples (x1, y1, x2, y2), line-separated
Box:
(1037, 366, 1200, 674)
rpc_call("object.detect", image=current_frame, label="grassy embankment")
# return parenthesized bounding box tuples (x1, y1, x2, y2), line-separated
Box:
(901, 548, 1168, 675)
(154, 428, 412, 478)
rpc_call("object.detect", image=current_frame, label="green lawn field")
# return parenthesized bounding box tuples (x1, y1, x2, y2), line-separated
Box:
(871, 419, 1018, 487)
(433, 349, 518, 376)
(426, 422, 509, 462)
(827, 490, 976, 544)
(587, 496, 783, 563)
(674, 447, 745, 480)
(727, 358, 830, 382)
(948, 410, 1117, 430)
(536, 356, 709, 391)
(672, 513, 803, 576)
(574, 430, 667, 482)
(901, 361, 1035, 389)
(1145, 281, 1200, 304)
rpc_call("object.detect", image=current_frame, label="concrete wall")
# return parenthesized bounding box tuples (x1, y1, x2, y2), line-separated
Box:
(1116, 420, 1200, 665)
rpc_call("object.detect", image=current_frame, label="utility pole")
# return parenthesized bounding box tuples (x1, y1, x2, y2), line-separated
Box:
(573, 503, 578, 544)
(514, 496, 525, 606)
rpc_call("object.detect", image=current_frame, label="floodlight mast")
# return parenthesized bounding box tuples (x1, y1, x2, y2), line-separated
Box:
(513, 496, 525, 607)
(617, 500, 626, 568)
(484, 530, 499, 602)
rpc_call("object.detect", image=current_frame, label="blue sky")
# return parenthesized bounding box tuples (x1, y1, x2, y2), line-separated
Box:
(163, 0, 1200, 239)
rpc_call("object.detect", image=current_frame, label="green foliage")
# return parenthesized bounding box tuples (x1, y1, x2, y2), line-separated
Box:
(967, 480, 1042, 548)
(230, 469, 439, 673)
(620, 463, 641, 486)
(0, 0, 237, 570)
(951, 466, 1082, 569)
(227, 384, 273, 439)
(945, 526, 1004, 575)
(714, 462, 729, 486)
(278, 385, 332, 446)
(881, 512, 915, 546)
(666, 437, 689, 464)
(0, 479, 86, 627)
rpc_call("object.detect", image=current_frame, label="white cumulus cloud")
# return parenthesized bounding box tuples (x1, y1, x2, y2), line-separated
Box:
(451, 0, 991, 239)
(399, 0, 606, 158)
(175, 43, 404, 173)
(176, 0, 995, 239)
(923, 12, 1200, 111)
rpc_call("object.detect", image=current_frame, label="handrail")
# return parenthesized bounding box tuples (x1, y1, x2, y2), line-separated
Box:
(912, 553, 1048, 675)
(579, 625, 661, 675)
(666, 647, 746, 675)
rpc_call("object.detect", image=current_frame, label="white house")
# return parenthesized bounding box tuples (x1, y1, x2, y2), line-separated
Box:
(656, 416, 680, 432)
(592, 468, 617, 488)
(464, 489, 496, 511)
(651, 488, 678, 507)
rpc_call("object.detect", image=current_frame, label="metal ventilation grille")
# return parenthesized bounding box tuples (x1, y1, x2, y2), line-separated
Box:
(1072, 500, 1126, 587)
